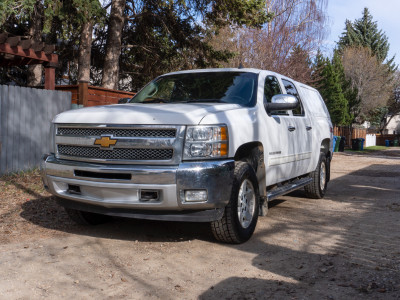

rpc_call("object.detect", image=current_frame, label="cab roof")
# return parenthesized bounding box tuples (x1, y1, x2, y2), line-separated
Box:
(163, 68, 263, 76)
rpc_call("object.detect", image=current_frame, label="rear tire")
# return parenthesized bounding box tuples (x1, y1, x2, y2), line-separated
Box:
(65, 208, 111, 225)
(211, 162, 259, 244)
(305, 152, 328, 199)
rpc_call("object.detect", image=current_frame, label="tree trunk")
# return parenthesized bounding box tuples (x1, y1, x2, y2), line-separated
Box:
(27, 1, 43, 87)
(77, 21, 93, 82)
(101, 0, 126, 90)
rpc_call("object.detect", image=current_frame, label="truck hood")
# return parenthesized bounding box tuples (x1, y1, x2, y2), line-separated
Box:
(53, 103, 244, 125)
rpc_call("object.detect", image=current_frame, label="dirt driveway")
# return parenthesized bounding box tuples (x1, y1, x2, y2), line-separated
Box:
(1, 150, 399, 299)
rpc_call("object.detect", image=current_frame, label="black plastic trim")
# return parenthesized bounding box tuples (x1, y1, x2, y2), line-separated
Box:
(56, 197, 224, 222)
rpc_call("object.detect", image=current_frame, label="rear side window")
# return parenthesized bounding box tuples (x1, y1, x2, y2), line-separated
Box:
(281, 79, 305, 116)
(300, 86, 330, 117)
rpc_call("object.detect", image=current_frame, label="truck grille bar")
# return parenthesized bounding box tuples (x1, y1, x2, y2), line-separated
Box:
(57, 127, 177, 138)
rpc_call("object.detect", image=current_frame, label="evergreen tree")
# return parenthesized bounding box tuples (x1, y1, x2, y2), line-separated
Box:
(313, 52, 351, 125)
(338, 7, 396, 70)
(331, 51, 358, 122)
(285, 45, 313, 84)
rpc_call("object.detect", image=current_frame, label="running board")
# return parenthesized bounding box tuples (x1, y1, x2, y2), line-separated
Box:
(267, 177, 313, 201)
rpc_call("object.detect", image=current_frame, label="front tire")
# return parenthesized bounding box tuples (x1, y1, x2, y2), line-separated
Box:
(304, 152, 328, 199)
(65, 208, 111, 225)
(211, 162, 259, 244)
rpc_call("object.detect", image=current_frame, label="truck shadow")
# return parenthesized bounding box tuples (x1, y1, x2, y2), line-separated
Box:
(19, 196, 216, 242)
(199, 276, 301, 299)
(19, 197, 288, 243)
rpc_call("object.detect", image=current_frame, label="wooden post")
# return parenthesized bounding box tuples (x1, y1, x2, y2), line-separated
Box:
(44, 66, 55, 90)
(78, 81, 89, 106)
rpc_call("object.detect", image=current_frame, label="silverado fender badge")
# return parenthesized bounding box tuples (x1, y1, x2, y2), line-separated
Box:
(94, 136, 117, 149)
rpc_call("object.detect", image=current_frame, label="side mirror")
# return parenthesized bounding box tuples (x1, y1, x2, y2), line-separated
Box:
(118, 97, 131, 104)
(265, 94, 299, 113)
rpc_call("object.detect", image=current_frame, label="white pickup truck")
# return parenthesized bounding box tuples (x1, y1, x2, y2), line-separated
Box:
(41, 68, 333, 243)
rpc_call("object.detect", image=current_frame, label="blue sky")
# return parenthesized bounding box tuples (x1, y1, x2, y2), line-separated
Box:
(324, 0, 400, 66)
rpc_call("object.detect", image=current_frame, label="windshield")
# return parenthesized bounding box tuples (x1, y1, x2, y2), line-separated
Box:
(129, 72, 258, 107)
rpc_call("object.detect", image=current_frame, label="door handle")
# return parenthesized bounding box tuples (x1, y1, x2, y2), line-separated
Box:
(288, 126, 296, 132)
(306, 126, 312, 131)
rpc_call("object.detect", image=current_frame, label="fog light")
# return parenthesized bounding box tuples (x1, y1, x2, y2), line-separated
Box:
(140, 190, 159, 201)
(67, 184, 81, 195)
(184, 190, 208, 202)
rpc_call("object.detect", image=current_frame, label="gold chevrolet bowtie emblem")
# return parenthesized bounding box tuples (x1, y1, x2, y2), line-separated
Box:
(94, 136, 117, 148)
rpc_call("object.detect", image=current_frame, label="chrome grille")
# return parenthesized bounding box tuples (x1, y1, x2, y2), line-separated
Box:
(55, 124, 184, 164)
(57, 127, 176, 138)
(58, 145, 173, 160)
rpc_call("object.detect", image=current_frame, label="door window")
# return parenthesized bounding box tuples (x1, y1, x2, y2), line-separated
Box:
(281, 79, 305, 116)
(264, 76, 288, 115)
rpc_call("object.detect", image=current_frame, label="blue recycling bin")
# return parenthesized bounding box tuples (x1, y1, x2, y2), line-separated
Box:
(385, 140, 390, 147)
(359, 138, 365, 150)
(332, 136, 338, 152)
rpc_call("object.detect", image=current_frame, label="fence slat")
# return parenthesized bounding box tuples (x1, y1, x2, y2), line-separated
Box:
(7, 86, 16, 173)
(14, 85, 22, 172)
(27, 87, 35, 168)
(0, 85, 8, 174)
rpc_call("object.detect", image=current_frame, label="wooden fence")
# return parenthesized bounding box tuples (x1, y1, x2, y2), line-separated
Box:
(333, 126, 367, 148)
(56, 82, 135, 107)
(375, 134, 400, 146)
(0, 85, 71, 175)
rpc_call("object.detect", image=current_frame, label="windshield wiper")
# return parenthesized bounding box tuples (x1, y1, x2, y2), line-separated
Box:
(181, 99, 226, 103)
(139, 98, 169, 104)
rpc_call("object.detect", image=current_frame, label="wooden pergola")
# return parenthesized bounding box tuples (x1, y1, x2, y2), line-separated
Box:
(0, 33, 58, 90)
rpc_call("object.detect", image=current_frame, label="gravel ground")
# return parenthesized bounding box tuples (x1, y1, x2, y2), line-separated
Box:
(0, 149, 399, 299)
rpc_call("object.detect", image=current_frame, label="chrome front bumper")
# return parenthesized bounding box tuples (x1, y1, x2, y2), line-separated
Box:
(41, 155, 234, 221)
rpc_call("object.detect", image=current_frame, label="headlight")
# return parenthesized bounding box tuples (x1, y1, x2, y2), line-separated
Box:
(183, 125, 228, 159)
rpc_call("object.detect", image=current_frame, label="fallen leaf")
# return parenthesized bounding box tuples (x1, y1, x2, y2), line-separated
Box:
(175, 285, 184, 292)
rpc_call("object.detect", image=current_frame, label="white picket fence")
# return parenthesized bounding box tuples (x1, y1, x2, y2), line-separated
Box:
(365, 134, 376, 147)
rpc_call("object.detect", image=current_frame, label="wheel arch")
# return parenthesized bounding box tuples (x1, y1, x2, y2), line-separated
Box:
(320, 138, 331, 182)
(234, 142, 266, 198)
(320, 138, 332, 158)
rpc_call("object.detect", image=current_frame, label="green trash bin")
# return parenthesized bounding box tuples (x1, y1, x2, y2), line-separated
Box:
(394, 140, 399, 147)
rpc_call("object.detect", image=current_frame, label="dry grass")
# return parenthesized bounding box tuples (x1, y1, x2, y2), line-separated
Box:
(0, 169, 75, 244)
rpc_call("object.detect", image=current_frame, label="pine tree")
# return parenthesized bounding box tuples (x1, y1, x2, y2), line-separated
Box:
(338, 7, 396, 70)
(331, 51, 358, 122)
(314, 52, 351, 125)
